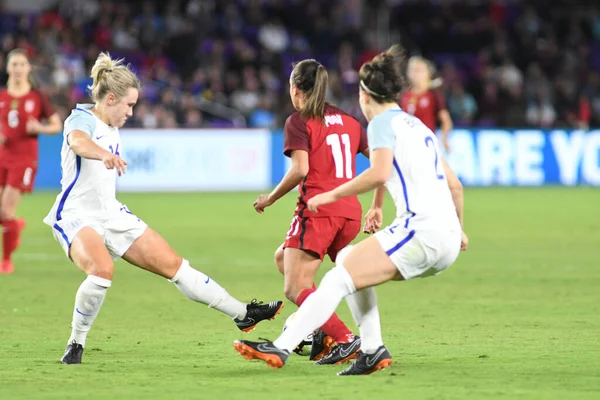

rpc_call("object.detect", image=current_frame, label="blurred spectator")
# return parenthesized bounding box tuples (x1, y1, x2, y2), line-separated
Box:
(184, 108, 204, 128)
(447, 83, 478, 126)
(554, 76, 591, 129)
(249, 96, 276, 128)
(526, 86, 557, 128)
(0, 0, 597, 129)
(258, 18, 289, 53)
(503, 86, 528, 127)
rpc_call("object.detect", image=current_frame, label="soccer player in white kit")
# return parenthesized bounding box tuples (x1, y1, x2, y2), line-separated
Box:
(43, 53, 284, 364)
(233, 45, 468, 375)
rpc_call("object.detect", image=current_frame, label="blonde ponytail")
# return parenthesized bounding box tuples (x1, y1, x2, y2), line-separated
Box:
(88, 52, 141, 102)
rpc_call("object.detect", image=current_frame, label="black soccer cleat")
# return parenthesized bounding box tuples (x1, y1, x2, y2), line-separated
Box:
(234, 299, 284, 332)
(61, 341, 84, 364)
(314, 336, 361, 365)
(337, 345, 392, 376)
(233, 339, 290, 369)
(309, 329, 335, 361)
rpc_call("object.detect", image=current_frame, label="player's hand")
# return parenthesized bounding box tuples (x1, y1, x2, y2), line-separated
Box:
(307, 192, 336, 213)
(460, 231, 469, 251)
(26, 117, 43, 135)
(253, 194, 274, 213)
(363, 207, 383, 234)
(0, 134, 5, 145)
(102, 152, 127, 176)
(442, 137, 451, 154)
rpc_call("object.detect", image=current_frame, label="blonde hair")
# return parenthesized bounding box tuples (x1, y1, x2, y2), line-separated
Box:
(88, 52, 141, 102)
(408, 56, 443, 89)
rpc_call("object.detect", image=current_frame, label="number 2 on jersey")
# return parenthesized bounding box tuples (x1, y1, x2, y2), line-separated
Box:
(326, 133, 353, 179)
(424, 136, 445, 180)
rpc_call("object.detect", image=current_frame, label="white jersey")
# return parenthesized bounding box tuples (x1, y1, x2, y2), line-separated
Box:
(44, 104, 124, 226)
(367, 106, 460, 232)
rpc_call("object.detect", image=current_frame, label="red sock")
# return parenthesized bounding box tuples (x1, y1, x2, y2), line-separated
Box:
(296, 286, 354, 344)
(2, 219, 19, 261)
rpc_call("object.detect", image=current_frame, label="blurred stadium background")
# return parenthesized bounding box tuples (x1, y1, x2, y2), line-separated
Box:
(1, 1, 599, 399)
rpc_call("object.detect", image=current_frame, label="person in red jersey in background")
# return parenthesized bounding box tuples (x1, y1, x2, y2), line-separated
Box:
(400, 56, 453, 153)
(0, 49, 62, 273)
(253, 59, 368, 365)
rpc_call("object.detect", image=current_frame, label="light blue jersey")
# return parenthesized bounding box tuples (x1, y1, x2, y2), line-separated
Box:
(44, 104, 123, 226)
(368, 106, 460, 232)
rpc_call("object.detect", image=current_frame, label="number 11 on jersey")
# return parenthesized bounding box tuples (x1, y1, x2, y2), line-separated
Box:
(327, 133, 353, 179)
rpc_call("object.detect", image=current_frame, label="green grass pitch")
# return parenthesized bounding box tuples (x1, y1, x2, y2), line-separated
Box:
(0, 188, 599, 399)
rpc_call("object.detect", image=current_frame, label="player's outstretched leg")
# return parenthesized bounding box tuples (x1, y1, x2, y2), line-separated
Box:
(122, 228, 284, 332)
(168, 260, 284, 332)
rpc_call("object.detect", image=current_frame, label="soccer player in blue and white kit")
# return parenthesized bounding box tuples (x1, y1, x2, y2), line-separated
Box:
(233, 45, 468, 375)
(43, 53, 283, 364)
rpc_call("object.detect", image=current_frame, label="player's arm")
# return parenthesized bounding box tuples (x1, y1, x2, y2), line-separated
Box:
(435, 91, 452, 153)
(371, 184, 386, 209)
(330, 148, 393, 199)
(267, 149, 309, 203)
(330, 118, 393, 199)
(438, 109, 452, 141)
(27, 92, 63, 135)
(253, 114, 310, 213)
(68, 131, 127, 176)
(441, 157, 463, 227)
(68, 130, 110, 160)
(30, 113, 62, 135)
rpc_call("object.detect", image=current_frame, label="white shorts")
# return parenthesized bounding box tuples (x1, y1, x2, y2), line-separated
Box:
(50, 208, 148, 261)
(374, 223, 461, 280)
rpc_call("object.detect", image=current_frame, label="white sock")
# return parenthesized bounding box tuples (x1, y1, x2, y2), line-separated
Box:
(169, 259, 247, 320)
(68, 275, 111, 348)
(346, 287, 383, 354)
(273, 266, 356, 352)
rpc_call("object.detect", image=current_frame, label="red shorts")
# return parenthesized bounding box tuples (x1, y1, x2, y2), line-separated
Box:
(284, 216, 361, 262)
(0, 165, 37, 193)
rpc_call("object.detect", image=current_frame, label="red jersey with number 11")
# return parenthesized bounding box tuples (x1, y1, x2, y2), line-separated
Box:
(284, 104, 368, 221)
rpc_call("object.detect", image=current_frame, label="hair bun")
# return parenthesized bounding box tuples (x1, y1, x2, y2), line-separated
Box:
(358, 44, 408, 103)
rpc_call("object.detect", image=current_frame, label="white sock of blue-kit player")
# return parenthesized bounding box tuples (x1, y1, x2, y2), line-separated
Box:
(345, 287, 383, 355)
(169, 259, 247, 320)
(273, 265, 356, 353)
(68, 275, 111, 348)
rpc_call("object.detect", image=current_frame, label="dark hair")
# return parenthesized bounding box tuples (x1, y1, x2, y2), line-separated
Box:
(6, 48, 35, 87)
(358, 44, 408, 103)
(291, 59, 328, 121)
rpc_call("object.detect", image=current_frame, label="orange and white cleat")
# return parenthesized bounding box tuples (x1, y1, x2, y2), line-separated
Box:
(233, 339, 290, 369)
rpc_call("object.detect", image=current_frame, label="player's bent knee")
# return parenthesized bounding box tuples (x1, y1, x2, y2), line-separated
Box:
(274, 246, 284, 275)
(78, 258, 114, 280)
(164, 254, 183, 279)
